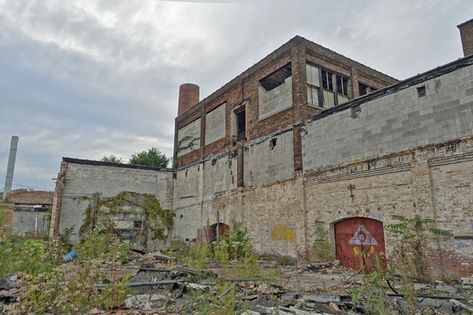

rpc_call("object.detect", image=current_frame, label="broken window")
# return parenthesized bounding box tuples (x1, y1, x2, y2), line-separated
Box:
(258, 63, 293, 120)
(307, 63, 350, 108)
(260, 64, 292, 91)
(306, 64, 321, 107)
(336, 75, 350, 104)
(235, 109, 246, 140)
(359, 82, 377, 96)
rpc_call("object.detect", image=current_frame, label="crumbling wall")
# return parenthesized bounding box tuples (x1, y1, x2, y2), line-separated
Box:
(205, 136, 473, 275)
(215, 176, 305, 257)
(302, 64, 473, 169)
(244, 130, 294, 186)
(55, 161, 173, 242)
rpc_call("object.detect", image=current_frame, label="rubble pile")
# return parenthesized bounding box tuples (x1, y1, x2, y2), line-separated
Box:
(1, 248, 473, 314)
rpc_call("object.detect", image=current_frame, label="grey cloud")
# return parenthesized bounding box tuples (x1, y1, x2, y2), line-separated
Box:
(0, 0, 472, 190)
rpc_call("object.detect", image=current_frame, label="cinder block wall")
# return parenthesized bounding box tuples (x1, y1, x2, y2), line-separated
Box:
(302, 64, 473, 169)
(55, 162, 174, 242)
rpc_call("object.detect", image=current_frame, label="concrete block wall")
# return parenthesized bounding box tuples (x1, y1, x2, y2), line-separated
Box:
(258, 77, 293, 120)
(177, 118, 201, 157)
(172, 152, 237, 241)
(12, 210, 49, 235)
(302, 64, 473, 170)
(244, 130, 295, 186)
(205, 103, 226, 145)
(57, 162, 173, 241)
(203, 154, 237, 195)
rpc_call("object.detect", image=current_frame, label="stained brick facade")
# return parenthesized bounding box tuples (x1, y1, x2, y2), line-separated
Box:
(173, 36, 397, 173)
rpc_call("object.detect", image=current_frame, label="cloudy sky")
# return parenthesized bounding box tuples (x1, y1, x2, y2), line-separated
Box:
(0, 0, 472, 191)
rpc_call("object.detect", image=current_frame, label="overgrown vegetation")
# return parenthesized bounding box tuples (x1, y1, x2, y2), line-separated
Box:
(181, 223, 274, 282)
(14, 231, 132, 313)
(0, 237, 54, 277)
(387, 214, 453, 279)
(349, 259, 397, 315)
(313, 219, 333, 262)
(79, 191, 174, 247)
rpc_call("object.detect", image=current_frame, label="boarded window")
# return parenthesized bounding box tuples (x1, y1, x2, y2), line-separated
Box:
(258, 64, 293, 120)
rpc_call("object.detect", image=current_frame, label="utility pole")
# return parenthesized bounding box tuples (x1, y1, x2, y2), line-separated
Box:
(3, 136, 19, 201)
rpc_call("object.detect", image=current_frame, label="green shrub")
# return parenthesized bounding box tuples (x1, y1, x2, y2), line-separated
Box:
(349, 259, 396, 315)
(186, 243, 211, 269)
(17, 262, 130, 313)
(313, 219, 333, 262)
(0, 237, 53, 277)
(76, 232, 132, 263)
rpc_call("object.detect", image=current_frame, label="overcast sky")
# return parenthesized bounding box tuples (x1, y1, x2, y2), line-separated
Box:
(0, 0, 472, 191)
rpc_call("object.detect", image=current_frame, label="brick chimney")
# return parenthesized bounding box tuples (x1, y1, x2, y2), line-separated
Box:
(458, 18, 473, 57)
(178, 83, 199, 116)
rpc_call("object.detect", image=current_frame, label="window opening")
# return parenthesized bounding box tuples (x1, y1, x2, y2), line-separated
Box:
(307, 63, 351, 108)
(359, 82, 377, 96)
(260, 64, 292, 91)
(235, 109, 246, 140)
(417, 85, 426, 97)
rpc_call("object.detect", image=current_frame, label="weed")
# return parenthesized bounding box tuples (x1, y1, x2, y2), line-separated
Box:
(313, 219, 333, 262)
(387, 214, 452, 279)
(15, 231, 132, 313)
(0, 237, 54, 277)
(186, 243, 211, 269)
(0, 206, 10, 240)
(349, 258, 396, 315)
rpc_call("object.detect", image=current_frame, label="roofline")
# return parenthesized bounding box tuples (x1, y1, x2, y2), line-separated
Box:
(62, 157, 174, 172)
(296, 35, 399, 82)
(177, 35, 398, 119)
(458, 18, 473, 28)
(307, 54, 473, 124)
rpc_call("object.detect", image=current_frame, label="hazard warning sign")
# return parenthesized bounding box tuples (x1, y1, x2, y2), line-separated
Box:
(349, 224, 377, 246)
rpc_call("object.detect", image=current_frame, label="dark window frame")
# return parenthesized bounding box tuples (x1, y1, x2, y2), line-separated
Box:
(307, 62, 351, 108)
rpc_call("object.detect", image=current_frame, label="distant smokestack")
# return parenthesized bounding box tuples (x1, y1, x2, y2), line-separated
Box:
(178, 83, 200, 116)
(458, 18, 473, 57)
(3, 136, 19, 201)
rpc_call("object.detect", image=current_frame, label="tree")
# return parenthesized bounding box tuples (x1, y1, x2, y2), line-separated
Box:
(101, 155, 123, 164)
(129, 147, 169, 168)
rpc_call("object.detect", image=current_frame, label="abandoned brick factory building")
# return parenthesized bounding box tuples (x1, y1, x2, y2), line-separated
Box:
(50, 20, 473, 276)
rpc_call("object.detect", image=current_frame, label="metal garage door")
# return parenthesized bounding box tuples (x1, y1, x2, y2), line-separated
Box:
(334, 217, 386, 271)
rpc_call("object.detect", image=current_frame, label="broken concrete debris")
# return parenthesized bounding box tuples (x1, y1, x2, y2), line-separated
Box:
(2, 251, 473, 314)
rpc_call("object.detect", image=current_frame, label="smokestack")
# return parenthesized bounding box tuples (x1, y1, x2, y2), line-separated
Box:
(3, 136, 19, 201)
(458, 18, 473, 57)
(178, 83, 199, 116)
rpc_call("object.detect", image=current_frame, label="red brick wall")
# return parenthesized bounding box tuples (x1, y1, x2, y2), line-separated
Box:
(174, 36, 397, 173)
(458, 19, 473, 57)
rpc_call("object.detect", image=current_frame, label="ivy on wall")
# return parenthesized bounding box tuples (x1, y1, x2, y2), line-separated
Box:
(78, 191, 173, 246)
